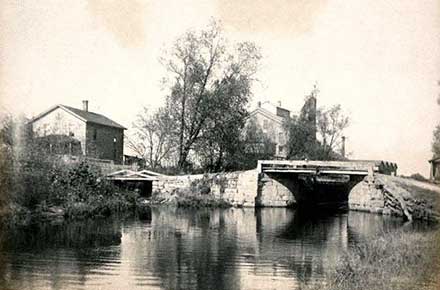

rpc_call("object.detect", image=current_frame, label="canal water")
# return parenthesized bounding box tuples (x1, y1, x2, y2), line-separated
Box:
(0, 207, 433, 290)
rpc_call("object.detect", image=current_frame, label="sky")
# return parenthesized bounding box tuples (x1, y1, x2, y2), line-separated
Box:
(1, 0, 439, 176)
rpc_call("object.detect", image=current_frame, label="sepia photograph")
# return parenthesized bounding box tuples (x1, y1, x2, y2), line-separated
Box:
(0, 1, 439, 289)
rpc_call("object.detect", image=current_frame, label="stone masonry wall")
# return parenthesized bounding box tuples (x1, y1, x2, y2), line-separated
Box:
(257, 173, 297, 207)
(349, 174, 440, 221)
(152, 170, 259, 207)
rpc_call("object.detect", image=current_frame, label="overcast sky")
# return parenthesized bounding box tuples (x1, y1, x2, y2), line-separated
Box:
(1, 0, 439, 176)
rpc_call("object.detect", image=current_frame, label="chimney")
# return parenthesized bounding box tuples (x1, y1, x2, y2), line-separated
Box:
(82, 100, 89, 112)
(257, 101, 261, 108)
(341, 136, 346, 158)
(278, 101, 282, 107)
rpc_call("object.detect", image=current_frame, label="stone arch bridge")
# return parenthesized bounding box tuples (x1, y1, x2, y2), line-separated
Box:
(106, 160, 397, 208)
(256, 160, 397, 207)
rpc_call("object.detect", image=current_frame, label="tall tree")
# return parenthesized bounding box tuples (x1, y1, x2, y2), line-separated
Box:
(128, 107, 176, 169)
(285, 89, 318, 160)
(284, 116, 317, 159)
(433, 82, 440, 157)
(316, 104, 349, 159)
(432, 125, 440, 157)
(160, 21, 261, 171)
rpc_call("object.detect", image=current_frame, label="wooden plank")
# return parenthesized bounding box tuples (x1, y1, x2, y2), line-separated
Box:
(264, 169, 368, 175)
(107, 177, 158, 181)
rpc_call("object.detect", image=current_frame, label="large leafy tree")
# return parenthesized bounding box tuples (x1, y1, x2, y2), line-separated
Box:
(160, 21, 261, 171)
(285, 103, 349, 161)
(284, 115, 317, 159)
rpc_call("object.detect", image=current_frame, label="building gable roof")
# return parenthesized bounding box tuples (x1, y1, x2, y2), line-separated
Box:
(248, 107, 285, 125)
(29, 104, 126, 129)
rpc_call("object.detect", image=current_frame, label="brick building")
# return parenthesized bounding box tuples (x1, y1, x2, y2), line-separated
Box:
(29, 101, 126, 164)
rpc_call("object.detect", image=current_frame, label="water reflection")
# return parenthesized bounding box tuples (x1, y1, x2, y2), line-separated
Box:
(0, 207, 421, 290)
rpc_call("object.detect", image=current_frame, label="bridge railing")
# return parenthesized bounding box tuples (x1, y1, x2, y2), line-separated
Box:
(257, 160, 397, 176)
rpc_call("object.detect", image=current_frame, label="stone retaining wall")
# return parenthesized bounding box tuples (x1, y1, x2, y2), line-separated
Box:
(349, 174, 440, 221)
(152, 170, 258, 207)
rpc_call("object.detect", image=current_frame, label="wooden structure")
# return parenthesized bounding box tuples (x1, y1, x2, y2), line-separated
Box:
(106, 169, 162, 197)
(258, 160, 398, 178)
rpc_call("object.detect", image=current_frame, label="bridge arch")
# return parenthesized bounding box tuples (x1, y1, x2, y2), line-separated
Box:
(256, 160, 396, 207)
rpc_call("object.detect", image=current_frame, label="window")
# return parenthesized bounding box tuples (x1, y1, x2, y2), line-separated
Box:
(263, 119, 269, 130)
(278, 132, 284, 143)
(278, 145, 284, 153)
(93, 128, 97, 141)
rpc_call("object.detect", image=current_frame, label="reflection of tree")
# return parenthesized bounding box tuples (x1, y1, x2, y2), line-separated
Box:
(256, 208, 349, 284)
(0, 217, 124, 290)
(145, 208, 241, 290)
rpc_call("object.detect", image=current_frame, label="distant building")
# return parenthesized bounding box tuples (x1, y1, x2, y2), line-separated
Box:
(245, 88, 318, 160)
(29, 101, 126, 164)
(429, 157, 440, 183)
(246, 101, 291, 159)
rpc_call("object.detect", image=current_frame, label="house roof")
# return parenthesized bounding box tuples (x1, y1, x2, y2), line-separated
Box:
(29, 104, 126, 129)
(106, 169, 162, 181)
(248, 107, 285, 125)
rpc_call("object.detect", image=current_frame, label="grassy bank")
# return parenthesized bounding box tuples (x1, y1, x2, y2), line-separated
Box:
(301, 227, 440, 290)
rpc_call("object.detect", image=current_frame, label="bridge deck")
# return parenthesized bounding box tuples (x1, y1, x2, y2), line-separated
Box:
(258, 160, 397, 176)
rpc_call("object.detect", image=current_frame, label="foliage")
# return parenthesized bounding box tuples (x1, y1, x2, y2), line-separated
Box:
(0, 115, 137, 218)
(301, 228, 440, 290)
(284, 100, 349, 161)
(238, 119, 276, 169)
(0, 115, 14, 212)
(284, 115, 318, 160)
(49, 161, 115, 204)
(316, 104, 349, 160)
(317, 105, 350, 159)
(432, 124, 440, 158)
(432, 82, 440, 158)
(127, 106, 176, 169)
(159, 20, 261, 171)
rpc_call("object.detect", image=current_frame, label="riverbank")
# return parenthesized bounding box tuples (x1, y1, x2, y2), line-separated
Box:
(300, 227, 440, 290)
(0, 191, 139, 225)
(349, 174, 440, 222)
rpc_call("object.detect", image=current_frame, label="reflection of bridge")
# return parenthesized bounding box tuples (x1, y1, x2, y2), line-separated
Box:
(256, 160, 397, 207)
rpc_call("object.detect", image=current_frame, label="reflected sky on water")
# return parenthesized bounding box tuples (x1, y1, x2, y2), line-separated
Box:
(0, 207, 432, 290)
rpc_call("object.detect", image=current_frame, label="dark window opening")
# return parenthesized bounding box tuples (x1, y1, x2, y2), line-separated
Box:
(93, 129, 97, 141)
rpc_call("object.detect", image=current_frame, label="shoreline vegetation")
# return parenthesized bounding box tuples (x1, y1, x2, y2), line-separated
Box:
(300, 227, 440, 290)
